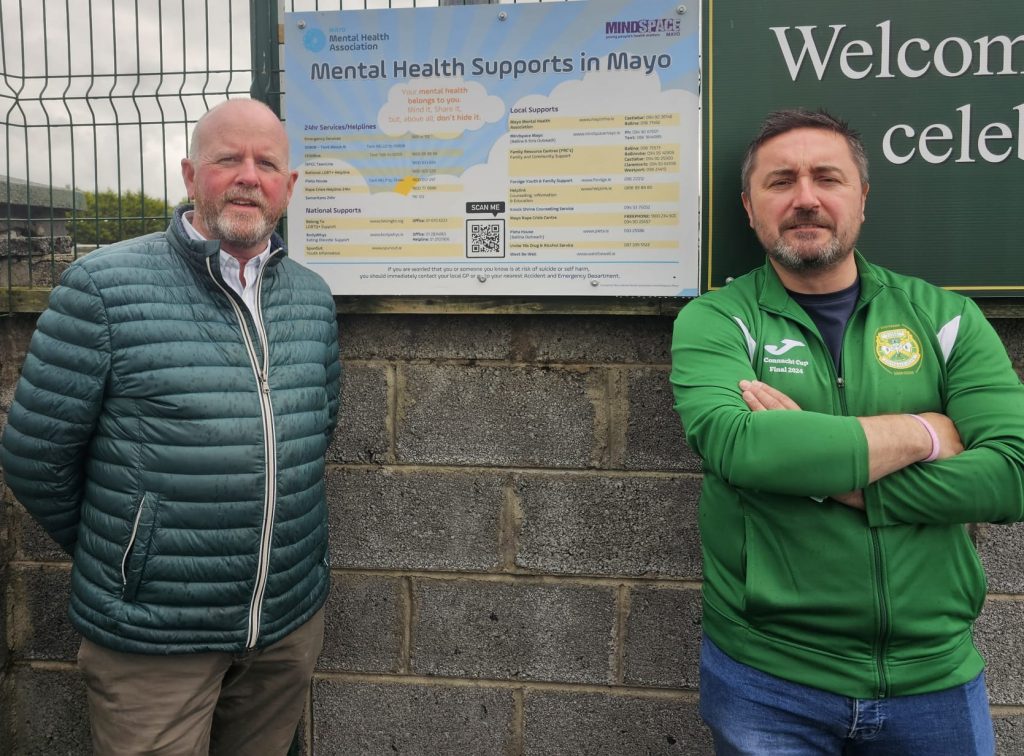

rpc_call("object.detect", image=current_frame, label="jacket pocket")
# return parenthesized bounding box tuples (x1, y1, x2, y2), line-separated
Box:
(740, 506, 879, 645)
(120, 493, 161, 602)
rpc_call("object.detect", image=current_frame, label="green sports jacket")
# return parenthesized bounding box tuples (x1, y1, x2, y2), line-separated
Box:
(670, 253, 1024, 699)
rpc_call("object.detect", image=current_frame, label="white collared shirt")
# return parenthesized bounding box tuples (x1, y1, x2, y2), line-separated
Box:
(182, 211, 271, 317)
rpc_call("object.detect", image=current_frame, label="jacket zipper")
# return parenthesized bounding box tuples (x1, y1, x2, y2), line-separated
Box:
(779, 298, 892, 698)
(207, 252, 281, 649)
(869, 527, 890, 697)
(834, 317, 890, 699)
(121, 495, 147, 591)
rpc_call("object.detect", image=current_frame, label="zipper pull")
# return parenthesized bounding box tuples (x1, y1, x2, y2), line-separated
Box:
(837, 376, 846, 390)
(259, 371, 271, 395)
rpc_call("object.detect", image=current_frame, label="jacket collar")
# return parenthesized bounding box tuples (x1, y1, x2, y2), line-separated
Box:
(757, 250, 883, 314)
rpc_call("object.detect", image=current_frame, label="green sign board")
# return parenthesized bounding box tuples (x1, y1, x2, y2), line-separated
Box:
(703, 0, 1024, 296)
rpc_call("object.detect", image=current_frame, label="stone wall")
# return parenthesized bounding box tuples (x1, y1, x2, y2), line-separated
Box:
(1, 311, 1023, 754)
(0, 236, 75, 289)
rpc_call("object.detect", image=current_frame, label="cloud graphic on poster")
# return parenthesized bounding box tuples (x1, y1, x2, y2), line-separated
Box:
(378, 76, 505, 137)
(517, 68, 688, 116)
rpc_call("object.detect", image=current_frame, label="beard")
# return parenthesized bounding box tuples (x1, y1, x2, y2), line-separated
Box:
(759, 209, 857, 273)
(193, 189, 281, 249)
(768, 235, 848, 272)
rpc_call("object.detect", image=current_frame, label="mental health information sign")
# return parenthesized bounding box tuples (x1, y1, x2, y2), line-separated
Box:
(284, 0, 700, 296)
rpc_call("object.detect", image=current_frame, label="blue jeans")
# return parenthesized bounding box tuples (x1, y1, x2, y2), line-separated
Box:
(699, 635, 995, 756)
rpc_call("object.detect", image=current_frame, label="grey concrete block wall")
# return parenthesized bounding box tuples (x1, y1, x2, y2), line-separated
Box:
(318, 574, 405, 674)
(623, 587, 703, 689)
(2, 666, 91, 756)
(977, 522, 1024, 594)
(326, 467, 504, 572)
(523, 691, 712, 755)
(514, 473, 702, 578)
(396, 364, 602, 468)
(623, 368, 701, 472)
(995, 716, 1024, 756)
(7, 564, 77, 662)
(312, 680, 515, 755)
(411, 579, 617, 683)
(975, 600, 1024, 706)
(0, 513, 8, 719)
(0, 562, 7, 675)
(327, 363, 391, 465)
(3, 310, 1024, 754)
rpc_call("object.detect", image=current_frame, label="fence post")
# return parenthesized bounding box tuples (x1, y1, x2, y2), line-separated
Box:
(250, 0, 282, 116)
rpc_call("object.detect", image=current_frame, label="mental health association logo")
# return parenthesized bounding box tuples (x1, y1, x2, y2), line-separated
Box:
(304, 28, 327, 53)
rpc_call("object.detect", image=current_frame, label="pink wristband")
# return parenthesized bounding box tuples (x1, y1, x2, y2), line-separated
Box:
(909, 414, 940, 462)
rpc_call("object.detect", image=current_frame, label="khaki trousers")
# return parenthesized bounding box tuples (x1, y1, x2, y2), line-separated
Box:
(77, 608, 324, 756)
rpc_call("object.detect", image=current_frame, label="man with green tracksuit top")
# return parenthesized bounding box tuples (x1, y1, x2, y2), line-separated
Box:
(671, 109, 1024, 755)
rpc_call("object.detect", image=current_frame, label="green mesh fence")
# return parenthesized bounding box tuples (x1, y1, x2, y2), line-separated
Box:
(0, 0, 513, 313)
(1, 0, 256, 309)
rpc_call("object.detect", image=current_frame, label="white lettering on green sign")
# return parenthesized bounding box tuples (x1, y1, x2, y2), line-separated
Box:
(769, 21, 1024, 81)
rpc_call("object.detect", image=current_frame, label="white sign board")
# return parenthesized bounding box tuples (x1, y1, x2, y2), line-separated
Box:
(284, 0, 700, 296)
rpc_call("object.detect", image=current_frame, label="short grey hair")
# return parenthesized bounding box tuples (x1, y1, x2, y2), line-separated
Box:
(741, 109, 869, 194)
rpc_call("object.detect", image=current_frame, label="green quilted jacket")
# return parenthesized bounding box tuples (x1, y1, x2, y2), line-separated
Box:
(1, 207, 341, 654)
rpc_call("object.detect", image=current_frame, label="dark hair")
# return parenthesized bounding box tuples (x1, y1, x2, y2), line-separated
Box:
(740, 109, 869, 193)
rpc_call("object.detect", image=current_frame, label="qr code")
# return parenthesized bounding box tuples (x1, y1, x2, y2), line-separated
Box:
(466, 219, 505, 258)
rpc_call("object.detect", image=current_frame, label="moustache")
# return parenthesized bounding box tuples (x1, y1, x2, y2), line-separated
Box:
(222, 192, 267, 210)
(781, 211, 833, 231)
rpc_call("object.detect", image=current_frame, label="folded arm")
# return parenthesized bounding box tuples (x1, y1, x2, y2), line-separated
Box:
(736, 299, 1024, 525)
(740, 379, 964, 510)
(670, 295, 1023, 525)
(864, 301, 1024, 525)
(671, 301, 871, 497)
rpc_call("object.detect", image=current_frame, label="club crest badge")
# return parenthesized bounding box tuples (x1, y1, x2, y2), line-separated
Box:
(874, 326, 922, 371)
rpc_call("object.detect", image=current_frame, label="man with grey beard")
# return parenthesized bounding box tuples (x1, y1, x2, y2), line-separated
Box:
(670, 109, 1023, 754)
(2, 98, 340, 754)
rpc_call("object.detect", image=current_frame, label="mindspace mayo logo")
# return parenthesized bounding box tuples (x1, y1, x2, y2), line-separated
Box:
(605, 16, 681, 39)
